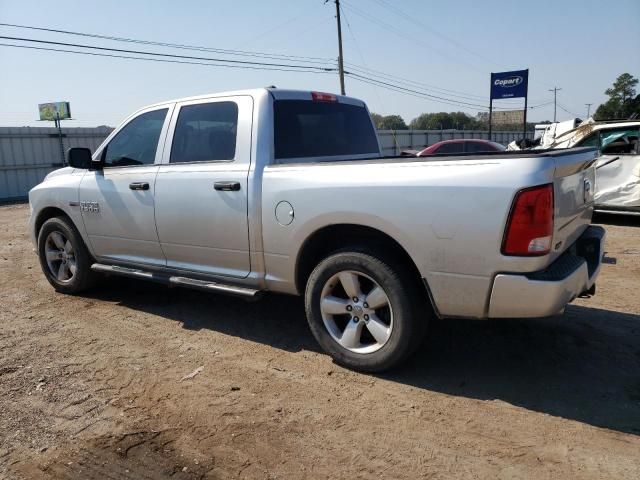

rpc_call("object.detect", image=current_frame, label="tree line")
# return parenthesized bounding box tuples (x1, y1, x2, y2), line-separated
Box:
(370, 73, 640, 130)
(370, 111, 538, 131)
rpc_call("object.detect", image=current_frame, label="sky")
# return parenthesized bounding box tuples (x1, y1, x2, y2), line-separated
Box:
(1, 0, 639, 128)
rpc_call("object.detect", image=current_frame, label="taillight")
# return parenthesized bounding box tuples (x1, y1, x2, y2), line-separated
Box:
(502, 184, 554, 256)
(311, 91, 337, 102)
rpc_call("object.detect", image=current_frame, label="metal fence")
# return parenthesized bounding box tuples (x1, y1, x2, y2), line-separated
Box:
(0, 126, 113, 202)
(0, 126, 533, 202)
(377, 129, 534, 156)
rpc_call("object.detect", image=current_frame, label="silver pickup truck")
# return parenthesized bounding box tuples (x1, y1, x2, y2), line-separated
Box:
(28, 88, 605, 372)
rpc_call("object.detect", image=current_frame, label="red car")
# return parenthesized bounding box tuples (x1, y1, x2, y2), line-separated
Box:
(404, 139, 506, 157)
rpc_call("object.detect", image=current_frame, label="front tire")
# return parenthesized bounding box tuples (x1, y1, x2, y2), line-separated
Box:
(37, 216, 96, 294)
(305, 250, 429, 372)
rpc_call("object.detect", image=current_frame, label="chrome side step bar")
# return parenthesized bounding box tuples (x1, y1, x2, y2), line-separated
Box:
(91, 263, 156, 280)
(91, 263, 261, 298)
(168, 276, 260, 297)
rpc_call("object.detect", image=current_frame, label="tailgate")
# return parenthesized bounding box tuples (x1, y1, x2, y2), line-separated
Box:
(550, 147, 598, 259)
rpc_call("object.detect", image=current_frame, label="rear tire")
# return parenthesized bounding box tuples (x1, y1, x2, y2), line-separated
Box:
(37, 216, 96, 294)
(305, 250, 429, 372)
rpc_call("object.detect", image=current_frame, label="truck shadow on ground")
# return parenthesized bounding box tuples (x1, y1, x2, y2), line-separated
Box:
(88, 279, 319, 353)
(391, 305, 640, 436)
(88, 279, 640, 436)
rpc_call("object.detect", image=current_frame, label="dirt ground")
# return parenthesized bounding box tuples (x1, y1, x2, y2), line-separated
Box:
(0, 203, 638, 480)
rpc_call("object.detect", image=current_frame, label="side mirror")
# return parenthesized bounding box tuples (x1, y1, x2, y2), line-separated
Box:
(67, 147, 93, 169)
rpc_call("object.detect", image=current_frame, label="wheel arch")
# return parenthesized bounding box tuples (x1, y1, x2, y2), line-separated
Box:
(34, 206, 72, 239)
(295, 223, 437, 315)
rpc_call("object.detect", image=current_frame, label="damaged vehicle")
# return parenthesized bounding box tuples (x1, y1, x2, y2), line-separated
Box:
(509, 119, 640, 215)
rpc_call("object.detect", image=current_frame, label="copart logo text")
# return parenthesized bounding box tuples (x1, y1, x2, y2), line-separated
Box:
(494, 76, 523, 88)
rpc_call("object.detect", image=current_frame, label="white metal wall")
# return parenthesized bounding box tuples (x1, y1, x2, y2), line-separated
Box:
(0, 126, 113, 202)
(377, 129, 534, 156)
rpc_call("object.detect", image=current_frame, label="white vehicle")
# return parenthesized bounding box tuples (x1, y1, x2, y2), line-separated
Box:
(530, 119, 583, 146)
(28, 89, 605, 371)
(511, 119, 640, 215)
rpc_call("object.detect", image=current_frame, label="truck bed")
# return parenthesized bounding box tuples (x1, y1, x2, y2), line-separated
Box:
(261, 147, 598, 318)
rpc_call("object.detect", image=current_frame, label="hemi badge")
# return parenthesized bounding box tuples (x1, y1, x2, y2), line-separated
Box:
(69, 201, 80, 207)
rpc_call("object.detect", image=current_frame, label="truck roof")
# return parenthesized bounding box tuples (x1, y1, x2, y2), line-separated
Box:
(142, 88, 366, 111)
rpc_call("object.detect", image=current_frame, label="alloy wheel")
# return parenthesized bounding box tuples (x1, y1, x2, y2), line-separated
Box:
(44, 231, 77, 283)
(319, 270, 393, 354)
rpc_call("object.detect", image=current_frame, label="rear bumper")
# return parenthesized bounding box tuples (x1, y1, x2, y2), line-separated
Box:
(488, 225, 605, 318)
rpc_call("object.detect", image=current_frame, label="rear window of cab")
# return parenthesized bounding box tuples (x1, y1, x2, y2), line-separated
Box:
(273, 100, 379, 161)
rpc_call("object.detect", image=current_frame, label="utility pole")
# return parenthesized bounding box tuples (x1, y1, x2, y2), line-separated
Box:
(334, 0, 345, 95)
(585, 103, 593, 118)
(54, 112, 65, 165)
(548, 87, 562, 122)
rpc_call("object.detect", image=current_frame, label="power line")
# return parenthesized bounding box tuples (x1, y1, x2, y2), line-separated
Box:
(341, 3, 403, 149)
(557, 103, 580, 118)
(0, 42, 337, 74)
(0, 22, 334, 64)
(349, 0, 564, 94)
(370, 0, 511, 70)
(338, 4, 554, 105)
(345, 62, 551, 107)
(340, 3, 384, 104)
(233, 6, 319, 50)
(0, 29, 491, 107)
(356, 0, 557, 90)
(346, 71, 489, 110)
(0, 35, 336, 71)
(527, 101, 554, 109)
(340, 7, 368, 75)
(344, 63, 489, 101)
(0, 25, 559, 117)
(0, 39, 551, 115)
(1, 21, 551, 111)
(347, 69, 553, 112)
(2, 19, 499, 103)
(350, 76, 482, 112)
(341, 1, 487, 75)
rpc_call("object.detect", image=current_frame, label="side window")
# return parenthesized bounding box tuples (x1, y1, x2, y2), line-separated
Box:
(465, 141, 494, 153)
(599, 128, 639, 155)
(103, 109, 168, 167)
(576, 133, 599, 148)
(434, 142, 464, 154)
(170, 102, 238, 163)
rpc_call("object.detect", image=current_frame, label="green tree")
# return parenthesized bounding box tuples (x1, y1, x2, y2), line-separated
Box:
(409, 112, 480, 130)
(370, 113, 408, 130)
(370, 112, 383, 128)
(410, 112, 449, 130)
(378, 115, 408, 130)
(594, 73, 640, 120)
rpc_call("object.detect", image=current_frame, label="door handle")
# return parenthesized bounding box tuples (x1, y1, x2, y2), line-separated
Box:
(129, 182, 150, 191)
(214, 181, 241, 191)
